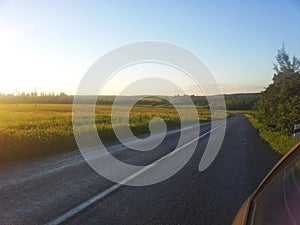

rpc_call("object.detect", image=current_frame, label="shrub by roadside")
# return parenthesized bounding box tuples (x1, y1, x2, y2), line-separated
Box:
(244, 113, 297, 155)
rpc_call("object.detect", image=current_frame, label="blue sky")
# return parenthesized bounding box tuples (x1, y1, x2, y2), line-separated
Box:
(0, 0, 300, 95)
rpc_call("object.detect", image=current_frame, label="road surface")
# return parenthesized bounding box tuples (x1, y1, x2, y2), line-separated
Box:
(0, 114, 280, 225)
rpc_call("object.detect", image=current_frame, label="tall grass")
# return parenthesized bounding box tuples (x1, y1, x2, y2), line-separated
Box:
(0, 104, 215, 162)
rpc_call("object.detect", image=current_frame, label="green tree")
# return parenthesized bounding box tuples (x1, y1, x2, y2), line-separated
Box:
(255, 45, 300, 134)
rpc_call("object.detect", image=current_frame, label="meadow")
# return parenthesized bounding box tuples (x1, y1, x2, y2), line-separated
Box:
(0, 104, 218, 162)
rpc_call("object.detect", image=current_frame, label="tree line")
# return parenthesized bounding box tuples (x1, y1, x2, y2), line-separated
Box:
(255, 45, 300, 134)
(0, 92, 258, 110)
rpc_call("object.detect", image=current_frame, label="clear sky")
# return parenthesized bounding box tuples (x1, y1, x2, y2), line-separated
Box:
(0, 0, 300, 95)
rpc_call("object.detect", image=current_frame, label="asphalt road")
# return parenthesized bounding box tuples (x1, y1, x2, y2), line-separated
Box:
(0, 114, 280, 225)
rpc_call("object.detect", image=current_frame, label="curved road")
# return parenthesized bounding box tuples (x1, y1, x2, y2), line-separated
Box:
(0, 115, 280, 225)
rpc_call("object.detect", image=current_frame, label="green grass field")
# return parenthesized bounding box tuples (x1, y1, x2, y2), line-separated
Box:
(0, 104, 219, 162)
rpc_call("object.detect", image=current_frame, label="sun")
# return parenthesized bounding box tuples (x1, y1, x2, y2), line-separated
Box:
(0, 28, 26, 94)
(0, 28, 50, 94)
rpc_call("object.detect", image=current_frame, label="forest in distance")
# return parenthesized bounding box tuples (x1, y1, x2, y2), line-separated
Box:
(0, 92, 258, 110)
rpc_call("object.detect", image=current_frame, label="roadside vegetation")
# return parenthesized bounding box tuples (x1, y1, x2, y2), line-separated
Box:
(0, 103, 217, 162)
(247, 45, 300, 155)
(244, 113, 297, 155)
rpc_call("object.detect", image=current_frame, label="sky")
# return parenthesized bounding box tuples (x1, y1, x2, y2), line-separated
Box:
(0, 0, 300, 96)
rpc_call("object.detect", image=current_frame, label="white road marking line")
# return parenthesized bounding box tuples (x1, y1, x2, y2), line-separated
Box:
(44, 122, 226, 225)
(1, 124, 210, 190)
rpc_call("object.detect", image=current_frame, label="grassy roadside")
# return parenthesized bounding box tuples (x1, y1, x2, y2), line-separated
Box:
(0, 104, 220, 163)
(228, 110, 297, 155)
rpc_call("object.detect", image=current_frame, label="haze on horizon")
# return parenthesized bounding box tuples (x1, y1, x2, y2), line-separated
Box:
(0, 0, 300, 96)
